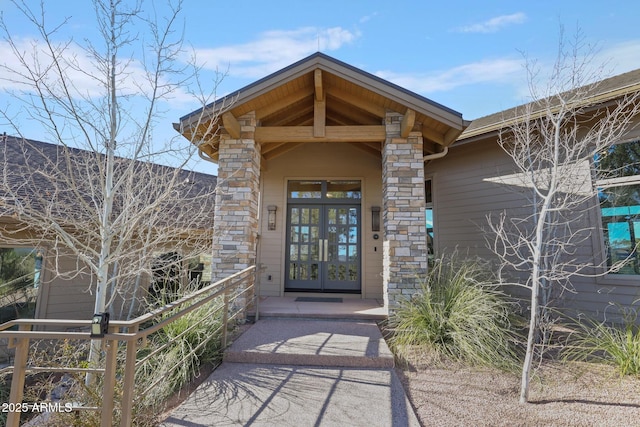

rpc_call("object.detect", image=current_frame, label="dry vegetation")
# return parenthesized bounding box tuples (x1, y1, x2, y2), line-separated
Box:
(398, 361, 640, 427)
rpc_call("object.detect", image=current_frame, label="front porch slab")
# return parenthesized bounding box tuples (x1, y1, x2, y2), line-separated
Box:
(223, 318, 393, 368)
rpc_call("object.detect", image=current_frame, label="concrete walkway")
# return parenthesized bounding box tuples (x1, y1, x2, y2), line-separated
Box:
(161, 299, 420, 427)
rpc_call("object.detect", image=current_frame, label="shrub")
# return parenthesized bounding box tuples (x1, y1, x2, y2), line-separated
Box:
(387, 254, 521, 370)
(132, 294, 225, 422)
(38, 292, 226, 426)
(562, 312, 640, 377)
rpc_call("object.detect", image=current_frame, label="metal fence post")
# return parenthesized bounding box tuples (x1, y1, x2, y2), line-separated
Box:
(120, 325, 139, 427)
(6, 325, 30, 427)
(101, 333, 119, 427)
(222, 287, 229, 348)
(254, 264, 261, 322)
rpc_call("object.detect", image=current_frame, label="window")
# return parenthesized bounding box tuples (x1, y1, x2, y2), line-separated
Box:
(0, 247, 40, 323)
(288, 181, 322, 199)
(326, 180, 361, 199)
(425, 179, 434, 261)
(596, 140, 640, 275)
(288, 180, 361, 200)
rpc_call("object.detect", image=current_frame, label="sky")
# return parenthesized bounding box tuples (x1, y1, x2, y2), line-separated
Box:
(1, 0, 640, 174)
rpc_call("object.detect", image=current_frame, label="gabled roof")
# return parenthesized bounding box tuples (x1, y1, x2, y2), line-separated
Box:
(459, 68, 640, 143)
(177, 52, 469, 162)
(1, 135, 217, 230)
(2, 135, 217, 193)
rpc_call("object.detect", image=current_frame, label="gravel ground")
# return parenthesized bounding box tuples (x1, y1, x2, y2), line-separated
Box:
(397, 361, 640, 427)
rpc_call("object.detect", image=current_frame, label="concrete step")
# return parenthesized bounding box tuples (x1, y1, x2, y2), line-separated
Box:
(247, 296, 388, 321)
(224, 318, 394, 368)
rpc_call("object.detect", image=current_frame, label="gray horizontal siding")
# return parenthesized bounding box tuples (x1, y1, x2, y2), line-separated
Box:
(428, 138, 638, 321)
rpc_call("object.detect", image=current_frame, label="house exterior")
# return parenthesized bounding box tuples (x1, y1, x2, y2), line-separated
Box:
(178, 53, 640, 318)
(176, 53, 468, 311)
(440, 69, 640, 319)
(0, 136, 217, 321)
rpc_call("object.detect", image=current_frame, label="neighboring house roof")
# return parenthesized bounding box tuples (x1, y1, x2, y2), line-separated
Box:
(458, 68, 640, 143)
(0, 134, 217, 231)
(176, 52, 470, 162)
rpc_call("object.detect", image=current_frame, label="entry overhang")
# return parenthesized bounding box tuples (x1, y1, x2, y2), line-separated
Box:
(176, 52, 469, 163)
(254, 125, 386, 144)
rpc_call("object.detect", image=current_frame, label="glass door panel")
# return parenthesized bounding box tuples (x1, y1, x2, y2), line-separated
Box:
(286, 205, 322, 289)
(323, 206, 360, 291)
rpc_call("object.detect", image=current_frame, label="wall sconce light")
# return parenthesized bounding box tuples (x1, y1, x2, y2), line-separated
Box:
(90, 312, 110, 338)
(371, 206, 380, 232)
(267, 205, 277, 231)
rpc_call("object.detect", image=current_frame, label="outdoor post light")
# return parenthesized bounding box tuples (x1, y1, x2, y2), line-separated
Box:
(267, 205, 277, 231)
(371, 206, 380, 232)
(90, 312, 110, 338)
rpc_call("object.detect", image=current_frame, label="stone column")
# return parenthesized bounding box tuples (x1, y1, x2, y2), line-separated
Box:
(212, 111, 261, 284)
(382, 111, 428, 312)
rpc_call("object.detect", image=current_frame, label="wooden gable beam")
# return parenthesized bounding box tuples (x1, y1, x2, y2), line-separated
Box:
(255, 125, 386, 143)
(401, 108, 416, 138)
(256, 87, 314, 120)
(269, 104, 313, 126)
(222, 112, 241, 139)
(329, 99, 380, 125)
(314, 98, 326, 137)
(325, 87, 386, 118)
(324, 114, 350, 126)
(314, 69, 324, 101)
(314, 69, 326, 137)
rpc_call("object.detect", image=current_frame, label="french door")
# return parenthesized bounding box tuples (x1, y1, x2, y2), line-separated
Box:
(285, 204, 361, 292)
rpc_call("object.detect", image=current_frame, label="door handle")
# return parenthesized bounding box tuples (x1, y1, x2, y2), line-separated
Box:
(323, 239, 329, 262)
(318, 239, 329, 262)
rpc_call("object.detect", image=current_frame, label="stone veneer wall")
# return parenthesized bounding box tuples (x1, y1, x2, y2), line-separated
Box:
(211, 111, 261, 282)
(382, 111, 428, 311)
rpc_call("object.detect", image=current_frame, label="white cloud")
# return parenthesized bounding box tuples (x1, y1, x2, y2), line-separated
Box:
(455, 13, 527, 34)
(360, 12, 378, 24)
(0, 26, 360, 106)
(372, 39, 640, 108)
(192, 27, 360, 78)
(0, 36, 202, 107)
(0, 36, 212, 133)
(0, 37, 137, 96)
(598, 40, 640, 75)
(375, 58, 524, 94)
(510, 39, 640, 103)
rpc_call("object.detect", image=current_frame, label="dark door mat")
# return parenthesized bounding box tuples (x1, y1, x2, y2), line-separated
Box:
(294, 297, 343, 303)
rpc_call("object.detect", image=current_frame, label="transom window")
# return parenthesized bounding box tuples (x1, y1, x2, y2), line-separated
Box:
(288, 180, 361, 201)
(596, 140, 640, 275)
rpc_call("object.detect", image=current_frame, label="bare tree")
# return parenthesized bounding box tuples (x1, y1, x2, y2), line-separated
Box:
(2, 137, 217, 313)
(486, 30, 640, 403)
(0, 0, 227, 376)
